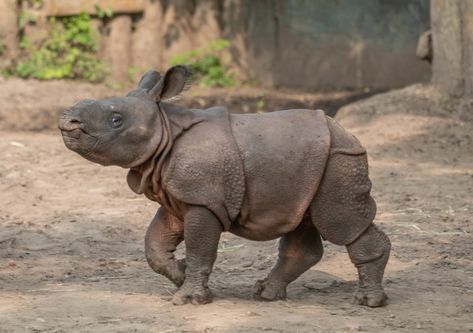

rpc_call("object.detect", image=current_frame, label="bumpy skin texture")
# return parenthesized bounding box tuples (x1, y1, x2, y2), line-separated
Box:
(229, 110, 330, 240)
(145, 207, 185, 287)
(59, 66, 391, 308)
(254, 218, 323, 301)
(172, 207, 222, 305)
(347, 225, 391, 307)
(310, 117, 375, 245)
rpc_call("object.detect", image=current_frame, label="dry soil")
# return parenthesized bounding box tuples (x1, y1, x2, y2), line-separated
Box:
(0, 81, 472, 333)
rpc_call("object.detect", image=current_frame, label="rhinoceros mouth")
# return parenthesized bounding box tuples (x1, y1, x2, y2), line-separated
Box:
(61, 128, 82, 139)
(61, 128, 99, 158)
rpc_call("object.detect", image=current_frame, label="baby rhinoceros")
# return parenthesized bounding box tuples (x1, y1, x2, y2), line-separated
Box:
(59, 66, 391, 307)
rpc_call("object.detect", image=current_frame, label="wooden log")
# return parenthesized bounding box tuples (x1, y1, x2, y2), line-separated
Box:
(108, 15, 132, 83)
(460, 0, 473, 96)
(21, 0, 49, 49)
(0, 0, 19, 66)
(44, 0, 144, 16)
(431, 0, 463, 96)
(132, 0, 164, 73)
(159, 0, 221, 66)
(431, 0, 473, 96)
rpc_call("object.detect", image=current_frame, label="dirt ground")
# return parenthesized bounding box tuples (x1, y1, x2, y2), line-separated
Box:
(0, 80, 472, 333)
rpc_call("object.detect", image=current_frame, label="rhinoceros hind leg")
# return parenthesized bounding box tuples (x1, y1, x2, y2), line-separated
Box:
(346, 224, 391, 307)
(255, 218, 323, 301)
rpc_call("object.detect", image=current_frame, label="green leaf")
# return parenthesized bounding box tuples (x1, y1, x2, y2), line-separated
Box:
(8, 12, 106, 82)
(169, 39, 234, 87)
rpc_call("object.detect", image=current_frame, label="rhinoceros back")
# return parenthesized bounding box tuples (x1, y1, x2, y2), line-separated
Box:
(229, 109, 330, 240)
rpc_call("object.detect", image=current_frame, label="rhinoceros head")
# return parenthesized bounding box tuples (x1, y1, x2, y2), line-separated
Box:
(58, 65, 193, 168)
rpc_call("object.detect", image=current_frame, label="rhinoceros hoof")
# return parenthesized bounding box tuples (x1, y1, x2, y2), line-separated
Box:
(353, 289, 388, 307)
(254, 279, 287, 301)
(168, 259, 186, 287)
(172, 285, 213, 305)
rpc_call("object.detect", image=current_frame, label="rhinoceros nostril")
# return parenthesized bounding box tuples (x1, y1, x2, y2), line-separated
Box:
(58, 116, 83, 132)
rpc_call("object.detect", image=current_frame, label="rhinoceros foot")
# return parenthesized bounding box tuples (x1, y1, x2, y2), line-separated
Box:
(254, 278, 287, 301)
(172, 282, 213, 305)
(353, 288, 388, 308)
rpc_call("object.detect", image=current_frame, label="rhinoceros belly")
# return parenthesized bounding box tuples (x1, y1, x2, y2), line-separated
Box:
(229, 110, 330, 241)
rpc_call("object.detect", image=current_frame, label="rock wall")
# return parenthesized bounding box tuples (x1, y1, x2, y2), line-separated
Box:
(1, 0, 431, 90)
(131, 0, 432, 90)
(222, 0, 431, 90)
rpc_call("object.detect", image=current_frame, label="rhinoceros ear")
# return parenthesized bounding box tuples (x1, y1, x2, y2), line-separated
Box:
(127, 70, 162, 98)
(137, 70, 161, 91)
(149, 65, 193, 102)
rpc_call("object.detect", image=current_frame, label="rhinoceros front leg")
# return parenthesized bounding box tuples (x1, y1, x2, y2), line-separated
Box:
(255, 218, 324, 301)
(172, 206, 222, 305)
(145, 207, 186, 287)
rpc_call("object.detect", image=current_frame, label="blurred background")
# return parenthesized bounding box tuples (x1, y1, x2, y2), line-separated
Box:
(0, 0, 431, 89)
(0, 1, 472, 333)
(0, 0, 434, 130)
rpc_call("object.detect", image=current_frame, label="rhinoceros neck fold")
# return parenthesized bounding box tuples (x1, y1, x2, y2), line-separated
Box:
(127, 105, 173, 198)
(127, 103, 206, 205)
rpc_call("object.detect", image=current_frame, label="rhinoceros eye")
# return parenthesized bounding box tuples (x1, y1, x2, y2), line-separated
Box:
(111, 113, 123, 128)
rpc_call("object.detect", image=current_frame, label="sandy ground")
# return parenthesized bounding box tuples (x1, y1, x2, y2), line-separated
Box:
(0, 83, 472, 332)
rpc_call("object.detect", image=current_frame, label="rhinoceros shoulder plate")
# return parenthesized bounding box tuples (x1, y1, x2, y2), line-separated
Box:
(163, 107, 245, 230)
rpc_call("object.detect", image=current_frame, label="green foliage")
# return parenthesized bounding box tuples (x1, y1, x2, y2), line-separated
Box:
(170, 39, 235, 88)
(128, 66, 147, 83)
(27, 0, 44, 6)
(94, 4, 114, 19)
(6, 13, 107, 82)
(18, 10, 38, 31)
(256, 98, 265, 112)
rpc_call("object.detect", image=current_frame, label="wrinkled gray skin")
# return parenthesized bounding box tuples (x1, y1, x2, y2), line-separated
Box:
(59, 66, 391, 307)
